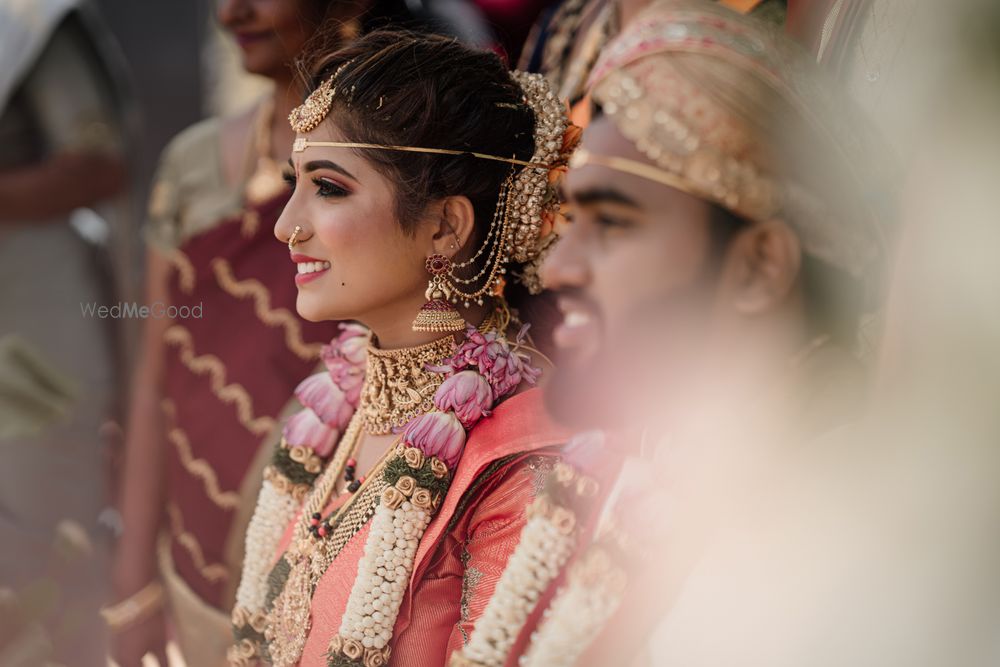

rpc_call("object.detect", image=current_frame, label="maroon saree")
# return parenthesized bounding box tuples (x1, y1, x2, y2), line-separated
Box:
(161, 191, 338, 608)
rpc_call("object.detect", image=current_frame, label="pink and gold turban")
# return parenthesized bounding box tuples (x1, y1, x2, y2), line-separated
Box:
(583, 0, 890, 280)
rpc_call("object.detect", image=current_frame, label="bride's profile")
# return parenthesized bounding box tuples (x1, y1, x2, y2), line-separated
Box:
(229, 29, 579, 667)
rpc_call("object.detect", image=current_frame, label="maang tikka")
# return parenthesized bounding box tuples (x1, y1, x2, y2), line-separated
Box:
(412, 254, 467, 332)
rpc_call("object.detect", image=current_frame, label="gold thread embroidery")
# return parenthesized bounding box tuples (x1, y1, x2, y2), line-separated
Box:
(211, 258, 322, 362)
(163, 324, 277, 437)
(162, 399, 240, 510)
(458, 547, 483, 646)
(167, 502, 230, 583)
(241, 209, 260, 238)
(167, 248, 196, 294)
(527, 456, 556, 496)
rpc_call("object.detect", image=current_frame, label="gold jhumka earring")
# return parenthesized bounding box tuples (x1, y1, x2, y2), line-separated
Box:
(412, 254, 466, 332)
(410, 171, 515, 332)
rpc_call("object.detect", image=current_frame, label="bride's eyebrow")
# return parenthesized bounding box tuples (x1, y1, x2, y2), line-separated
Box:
(303, 159, 359, 184)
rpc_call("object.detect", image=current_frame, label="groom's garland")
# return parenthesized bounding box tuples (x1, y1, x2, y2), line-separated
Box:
(449, 431, 604, 667)
(519, 521, 630, 666)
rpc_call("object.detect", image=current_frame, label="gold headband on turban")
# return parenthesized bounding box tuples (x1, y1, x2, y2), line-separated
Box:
(584, 0, 890, 280)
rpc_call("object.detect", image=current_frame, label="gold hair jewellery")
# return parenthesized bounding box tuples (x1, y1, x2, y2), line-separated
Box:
(287, 58, 357, 133)
(506, 71, 570, 264)
(287, 225, 302, 251)
(291, 138, 548, 170)
(288, 77, 336, 134)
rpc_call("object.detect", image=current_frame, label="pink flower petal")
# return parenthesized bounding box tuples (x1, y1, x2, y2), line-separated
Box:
(401, 411, 467, 468)
(433, 370, 494, 429)
(294, 372, 354, 429)
(339, 331, 368, 366)
(322, 323, 369, 370)
(283, 409, 339, 457)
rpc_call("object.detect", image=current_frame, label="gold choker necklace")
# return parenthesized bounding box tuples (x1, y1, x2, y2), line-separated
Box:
(360, 335, 457, 435)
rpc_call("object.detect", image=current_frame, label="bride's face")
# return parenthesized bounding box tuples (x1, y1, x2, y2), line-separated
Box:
(276, 123, 431, 327)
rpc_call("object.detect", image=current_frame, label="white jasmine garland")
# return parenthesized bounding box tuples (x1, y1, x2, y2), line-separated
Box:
(450, 438, 604, 667)
(334, 498, 431, 661)
(519, 548, 627, 667)
(454, 511, 576, 667)
(234, 477, 302, 614)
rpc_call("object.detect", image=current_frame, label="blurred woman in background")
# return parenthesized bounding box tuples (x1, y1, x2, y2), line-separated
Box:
(110, 2, 370, 665)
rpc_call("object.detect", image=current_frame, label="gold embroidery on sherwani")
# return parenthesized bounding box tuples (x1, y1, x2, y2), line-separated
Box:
(527, 455, 556, 496)
(458, 547, 484, 645)
(210, 258, 322, 362)
(162, 399, 240, 510)
(167, 502, 229, 583)
(163, 324, 277, 437)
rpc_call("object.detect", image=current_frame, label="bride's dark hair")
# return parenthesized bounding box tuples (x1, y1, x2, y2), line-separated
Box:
(299, 30, 535, 235)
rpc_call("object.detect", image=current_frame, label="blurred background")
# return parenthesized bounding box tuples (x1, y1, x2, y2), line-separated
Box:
(2, 0, 1000, 666)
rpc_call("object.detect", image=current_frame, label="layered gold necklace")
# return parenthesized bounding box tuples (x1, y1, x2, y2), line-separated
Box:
(360, 335, 457, 435)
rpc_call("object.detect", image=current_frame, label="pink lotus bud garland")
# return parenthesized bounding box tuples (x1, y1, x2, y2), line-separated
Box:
(433, 370, 494, 429)
(295, 373, 355, 433)
(436, 325, 541, 398)
(322, 324, 367, 405)
(326, 326, 535, 667)
(284, 408, 340, 459)
(330, 323, 369, 365)
(400, 412, 467, 468)
(232, 323, 369, 663)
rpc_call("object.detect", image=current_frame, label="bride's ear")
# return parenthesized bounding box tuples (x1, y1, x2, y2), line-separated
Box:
(429, 195, 477, 261)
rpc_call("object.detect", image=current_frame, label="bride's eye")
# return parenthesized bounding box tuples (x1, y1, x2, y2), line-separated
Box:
(313, 177, 349, 199)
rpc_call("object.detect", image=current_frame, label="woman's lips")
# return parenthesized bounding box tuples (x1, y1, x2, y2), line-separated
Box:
(234, 31, 270, 49)
(294, 257, 331, 286)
